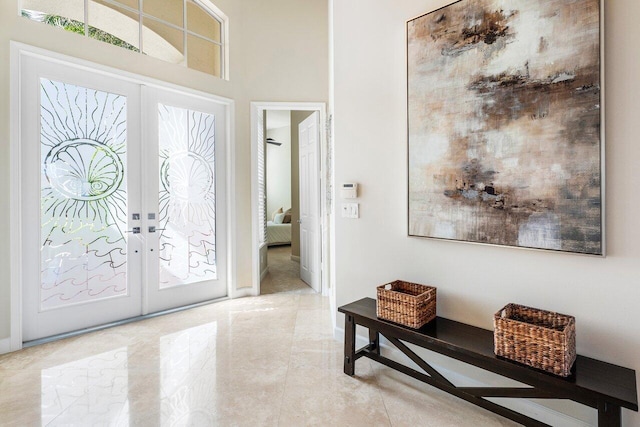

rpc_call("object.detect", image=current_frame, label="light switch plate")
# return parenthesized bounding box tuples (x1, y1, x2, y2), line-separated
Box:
(341, 203, 359, 219)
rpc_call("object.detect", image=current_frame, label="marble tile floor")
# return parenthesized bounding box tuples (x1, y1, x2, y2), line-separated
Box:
(0, 247, 516, 426)
(260, 245, 315, 295)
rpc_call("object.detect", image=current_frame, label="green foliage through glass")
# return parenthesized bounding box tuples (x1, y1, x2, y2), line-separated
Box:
(21, 9, 140, 53)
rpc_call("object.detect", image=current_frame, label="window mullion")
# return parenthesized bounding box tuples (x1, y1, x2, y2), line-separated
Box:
(139, 0, 143, 54)
(220, 17, 225, 79)
(84, 0, 88, 36)
(183, 0, 188, 67)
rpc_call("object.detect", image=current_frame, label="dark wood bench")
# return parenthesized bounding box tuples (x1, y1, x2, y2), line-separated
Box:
(339, 298, 638, 427)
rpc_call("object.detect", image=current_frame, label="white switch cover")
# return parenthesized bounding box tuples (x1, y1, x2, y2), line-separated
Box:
(341, 203, 359, 219)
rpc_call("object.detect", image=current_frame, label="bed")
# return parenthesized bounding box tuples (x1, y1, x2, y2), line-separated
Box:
(267, 221, 291, 246)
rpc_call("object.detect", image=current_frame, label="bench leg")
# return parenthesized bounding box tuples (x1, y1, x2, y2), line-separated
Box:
(369, 328, 380, 355)
(344, 314, 356, 376)
(598, 402, 621, 427)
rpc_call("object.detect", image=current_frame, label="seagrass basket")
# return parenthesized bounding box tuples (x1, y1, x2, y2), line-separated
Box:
(494, 303, 576, 377)
(376, 280, 436, 329)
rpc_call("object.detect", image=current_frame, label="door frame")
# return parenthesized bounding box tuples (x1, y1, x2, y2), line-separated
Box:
(250, 102, 332, 299)
(9, 42, 236, 352)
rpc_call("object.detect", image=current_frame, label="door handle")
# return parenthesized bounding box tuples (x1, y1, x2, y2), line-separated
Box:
(148, 226, 166, 233)
(126, 227, 141, 234)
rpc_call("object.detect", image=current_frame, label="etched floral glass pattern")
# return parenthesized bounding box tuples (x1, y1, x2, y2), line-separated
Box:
(40, 78, 128, 310)
(158, 104, 217, 288)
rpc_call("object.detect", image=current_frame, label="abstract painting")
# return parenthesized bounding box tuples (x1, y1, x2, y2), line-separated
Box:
(407, 0, 603, 255)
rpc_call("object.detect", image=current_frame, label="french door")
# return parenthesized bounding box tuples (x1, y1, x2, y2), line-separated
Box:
(142, 87, 227, 313)
(20, 54, 227, 341)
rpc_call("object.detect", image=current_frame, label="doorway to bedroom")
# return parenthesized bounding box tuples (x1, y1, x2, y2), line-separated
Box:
(251, 102, 328, 297)
(262, 110, 314, 294)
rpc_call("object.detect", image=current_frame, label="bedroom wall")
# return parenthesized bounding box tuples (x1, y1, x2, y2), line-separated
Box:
(0, 0, 329, 345)
(266, 124, 292, 217)
(332, 0, 640, 425)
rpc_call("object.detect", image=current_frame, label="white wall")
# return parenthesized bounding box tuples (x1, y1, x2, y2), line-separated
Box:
(332, 1, 640, 426)
(266, 123, 292, 217)
(0, 0, 328, 342)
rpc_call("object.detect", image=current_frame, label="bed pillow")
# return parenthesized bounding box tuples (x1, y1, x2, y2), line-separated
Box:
(283, 208, 292, 223)
(272, 207, 283, 221)
(274, 213, 286, 224)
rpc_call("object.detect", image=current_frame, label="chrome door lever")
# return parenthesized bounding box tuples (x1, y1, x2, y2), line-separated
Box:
(126, 227, 141, 234)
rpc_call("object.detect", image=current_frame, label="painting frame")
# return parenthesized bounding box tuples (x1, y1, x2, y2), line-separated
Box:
(405, 0, 606, 257)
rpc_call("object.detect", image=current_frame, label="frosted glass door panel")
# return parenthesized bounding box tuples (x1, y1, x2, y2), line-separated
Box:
(40, 79, 129, 310)
(22, 54, 141, 342)
(158, 104, 217, 289)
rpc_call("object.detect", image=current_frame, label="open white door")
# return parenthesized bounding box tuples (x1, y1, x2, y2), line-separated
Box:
(298, 112, 321, 292)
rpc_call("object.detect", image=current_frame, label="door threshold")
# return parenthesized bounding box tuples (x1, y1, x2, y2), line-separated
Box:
(23, 296, 230, 348)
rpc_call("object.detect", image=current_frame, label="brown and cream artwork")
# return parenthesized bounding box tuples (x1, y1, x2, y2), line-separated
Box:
(407, 0, 602, 255)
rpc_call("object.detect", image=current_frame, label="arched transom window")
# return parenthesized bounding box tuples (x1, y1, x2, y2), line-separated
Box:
(21, 0, 228, 79)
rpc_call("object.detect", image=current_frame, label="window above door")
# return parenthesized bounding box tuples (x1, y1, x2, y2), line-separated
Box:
(20, 0, 228, 79)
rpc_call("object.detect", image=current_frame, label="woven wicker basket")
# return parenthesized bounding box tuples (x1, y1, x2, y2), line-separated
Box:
(376, 280, 436, 329)
(494, 303, 576, 377)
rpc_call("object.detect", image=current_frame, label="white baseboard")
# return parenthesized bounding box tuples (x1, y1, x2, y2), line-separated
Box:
(0, 337, 12, 355)
(260, 266, 269, 281)
(290, 255, 300, 263)
(333, 327, 593, 427)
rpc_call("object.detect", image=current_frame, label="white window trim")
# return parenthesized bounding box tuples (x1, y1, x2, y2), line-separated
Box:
(18, 0, 230, 80)
(194, 0, 229, 80)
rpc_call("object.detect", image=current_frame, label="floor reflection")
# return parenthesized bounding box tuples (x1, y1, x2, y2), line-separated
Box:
(41, 348, 129, 425)
(160, 322, 218, 425)
(39, 322, 221, 426)
(0, 291, 517, 425)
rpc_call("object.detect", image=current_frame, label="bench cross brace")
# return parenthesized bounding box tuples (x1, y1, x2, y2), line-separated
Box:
(356, 337, 553, 427)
